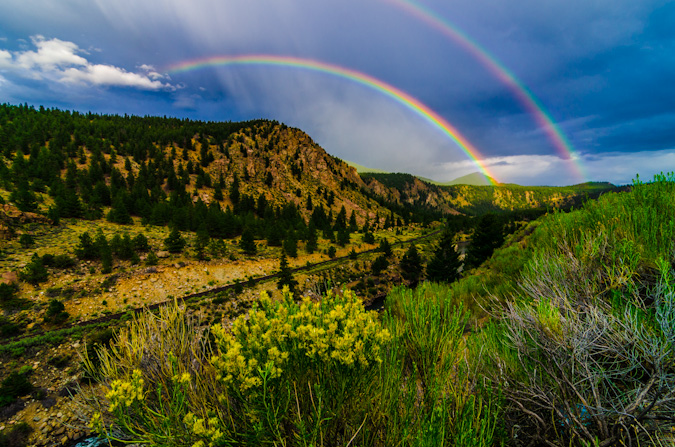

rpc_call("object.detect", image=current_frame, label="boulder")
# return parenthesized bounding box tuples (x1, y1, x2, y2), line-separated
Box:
(1, 271, 18, 285)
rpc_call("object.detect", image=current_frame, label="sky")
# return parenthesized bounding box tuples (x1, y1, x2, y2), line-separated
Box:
(1, 0, 674, 186)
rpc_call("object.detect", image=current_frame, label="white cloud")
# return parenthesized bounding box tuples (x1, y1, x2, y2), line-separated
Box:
(0, 49, 12, 68)
(1, 35, 174, 90)
(61, 64, 171, 89)
(16, 35, 87, 70)
(138, 63, 168, 81)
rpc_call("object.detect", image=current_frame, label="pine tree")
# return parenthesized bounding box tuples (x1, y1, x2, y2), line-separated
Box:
(400, 244, 424, 287)
(10, 179, 38, 212)
(117, 234, 135, 260)
(164, 228, 186, 254)
(229, 175, 240, 206)
(276, 253, 298, 295)
(371, 255, 389, 275)
(240, 228, 257, 255)
(208, 238, 227, 259)
(55, 188, 83, 218)
(426, 229, 462, 284)
(266, 223, 284, 247)
(334, 205, 347, 230)
(194, 226, 210, 260)
(132, 233, 150, 252)
(348, 211, 358, 232)
(323, 228, 335, 244)
(107, 193, 133, 225)
(47, 206, 60, 225)
(76, 232, 99, 260)
(379, 238, 392, 257)
(336, 227, 350, 247)
(213, 183, 224, 201)
(305, 222, 318, 254)
(283, 231, 298, 258)
(465, 213, 504, 269)
(96, 232, 113, 274)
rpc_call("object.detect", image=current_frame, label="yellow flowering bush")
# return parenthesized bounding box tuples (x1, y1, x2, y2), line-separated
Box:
(106, 369, 145, 412)
(211, 287, 390, 393)
(84, 289, 392, 446)
(209, 287, 391, 444)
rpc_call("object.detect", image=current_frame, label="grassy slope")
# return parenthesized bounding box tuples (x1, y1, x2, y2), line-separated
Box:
(430, 174, 675, 445)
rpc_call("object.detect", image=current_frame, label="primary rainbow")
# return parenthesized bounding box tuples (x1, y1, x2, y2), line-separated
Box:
(383, 0, 587, 182)
(167, 55, 498, 184)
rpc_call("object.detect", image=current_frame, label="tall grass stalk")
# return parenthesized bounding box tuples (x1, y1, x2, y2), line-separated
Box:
(379, 284, 503, 447)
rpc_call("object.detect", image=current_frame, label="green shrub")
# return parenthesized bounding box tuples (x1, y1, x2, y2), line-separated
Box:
(0, 421, 33, 447)
(0, 370, 33, 408)
(145, 251, 159, 266)
(0, 283, 18, 302)
(84, 302, 219, 445)
(44, 299, 69, 324)
(481, 175, 675, 446)
(0, 316, 22, 338)
(18, 233, 34, 248)
(82, 285, 505, 447)
(19, 253, 48, 285)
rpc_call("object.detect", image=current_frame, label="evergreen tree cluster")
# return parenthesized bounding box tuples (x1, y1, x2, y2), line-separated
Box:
(426, 227, 462, 284)
(0, 104, 402, 255)
(75, 230, 149, 271)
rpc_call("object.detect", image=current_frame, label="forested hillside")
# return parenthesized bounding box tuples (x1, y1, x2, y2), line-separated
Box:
(362, 172, 617, 215)
(0, 103, 409, 241)
(1, 103, 667, 447)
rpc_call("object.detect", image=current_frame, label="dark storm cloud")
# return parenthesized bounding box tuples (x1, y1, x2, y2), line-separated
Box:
(0, 0, 674, 185)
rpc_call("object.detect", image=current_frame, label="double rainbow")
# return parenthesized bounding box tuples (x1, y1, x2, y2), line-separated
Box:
(383, 0, 587, 182)
(167, 55, 497, 184)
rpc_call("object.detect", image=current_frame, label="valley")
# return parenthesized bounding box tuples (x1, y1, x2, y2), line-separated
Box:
(2, 104, 671, 447)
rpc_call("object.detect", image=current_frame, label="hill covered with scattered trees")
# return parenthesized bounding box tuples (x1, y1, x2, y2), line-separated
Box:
(1, 103, 667, 447)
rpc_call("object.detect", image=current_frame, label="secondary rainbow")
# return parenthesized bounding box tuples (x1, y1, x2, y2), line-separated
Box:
(383, 0, 587, 182)
(167, 55, 498, 184)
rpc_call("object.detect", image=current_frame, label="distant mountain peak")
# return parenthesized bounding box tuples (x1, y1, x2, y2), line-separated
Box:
(436, 172, 497, 186)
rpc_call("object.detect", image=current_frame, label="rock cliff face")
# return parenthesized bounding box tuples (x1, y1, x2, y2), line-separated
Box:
(196, 123, 380, 224)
